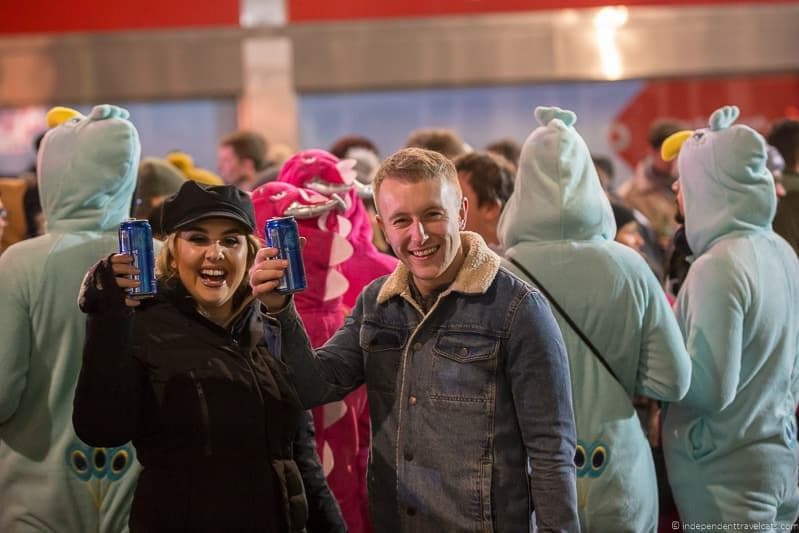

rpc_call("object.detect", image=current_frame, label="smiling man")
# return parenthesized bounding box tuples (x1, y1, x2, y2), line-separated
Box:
(251, 147, 580, 532)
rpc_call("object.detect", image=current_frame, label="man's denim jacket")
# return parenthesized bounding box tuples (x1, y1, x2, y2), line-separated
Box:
(271, 232, 580, 532)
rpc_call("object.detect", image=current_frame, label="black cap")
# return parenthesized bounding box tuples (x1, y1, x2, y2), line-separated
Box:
(160, 180, 256, 234)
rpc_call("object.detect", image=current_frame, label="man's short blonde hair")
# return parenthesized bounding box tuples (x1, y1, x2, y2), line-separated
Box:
(373, 147, 461, 213)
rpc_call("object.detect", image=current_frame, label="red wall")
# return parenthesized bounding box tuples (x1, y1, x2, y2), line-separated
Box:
(3, 0, 793, 33)
(0, 0, 239, 35)
(611, 74, 799, 169)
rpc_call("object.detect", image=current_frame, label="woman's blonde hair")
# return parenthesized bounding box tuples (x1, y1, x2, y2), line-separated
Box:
(156, 231, 262, 306)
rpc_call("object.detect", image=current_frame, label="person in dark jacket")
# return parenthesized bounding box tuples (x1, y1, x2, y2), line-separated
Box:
(251, 148, 580, 532)
(73, 180, 345, 533)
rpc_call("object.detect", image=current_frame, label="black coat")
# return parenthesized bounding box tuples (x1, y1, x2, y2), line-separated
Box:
(73, 259, 345, 532)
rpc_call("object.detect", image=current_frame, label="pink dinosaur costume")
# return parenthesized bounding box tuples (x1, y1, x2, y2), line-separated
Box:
(278, 149, 398, 309)
(253, 181, 352, 345)
(252, 180, 372, 533)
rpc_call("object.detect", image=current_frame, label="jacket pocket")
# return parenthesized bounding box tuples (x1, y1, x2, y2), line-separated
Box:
(431, 330, 499, 402)
(272, 458, 309, 532)
(189, 370, 212, 456)
(434, 330, 498, 363)
(360, 322, 406, 394)
(359, 322, 406, 352)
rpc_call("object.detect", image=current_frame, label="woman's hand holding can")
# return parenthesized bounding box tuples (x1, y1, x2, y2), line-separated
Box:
(110, 253, 142, 308)
(249, 247, 291, 311)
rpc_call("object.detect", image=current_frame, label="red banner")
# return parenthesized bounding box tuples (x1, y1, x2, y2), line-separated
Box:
(287, 0, 796, 23)
(610, 74, 799, 169)
(1, 0, 239, 35)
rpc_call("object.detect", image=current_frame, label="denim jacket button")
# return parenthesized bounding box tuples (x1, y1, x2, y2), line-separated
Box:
(406, 507, 416, 516)
(408, 395, 417, 406)
(404, 451, 413, 461)
(459, 347, 468, 356)
(412, 342, 422, 351)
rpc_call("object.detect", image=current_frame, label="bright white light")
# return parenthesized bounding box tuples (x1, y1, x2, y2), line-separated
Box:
(594, 6, 629, 80)
(595, 5, 629, 28)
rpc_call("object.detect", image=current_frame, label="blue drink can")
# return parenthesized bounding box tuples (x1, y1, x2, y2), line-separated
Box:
(118, 219, 157, 299)
(265, 216, 307, 294)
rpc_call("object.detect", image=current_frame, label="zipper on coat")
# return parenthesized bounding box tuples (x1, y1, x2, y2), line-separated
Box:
(228, 339, 266, 408)
(227, 339, 269, 444)
(189, 370, 213, 456)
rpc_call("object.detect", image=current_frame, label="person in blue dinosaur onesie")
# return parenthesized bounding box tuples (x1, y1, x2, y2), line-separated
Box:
(0, 105, 141, 532)
(661, 105, 799, 528)
(498, 106, 692, 532)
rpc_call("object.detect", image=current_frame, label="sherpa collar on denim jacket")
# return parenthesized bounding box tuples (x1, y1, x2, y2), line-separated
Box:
(376, 231, 501, 305)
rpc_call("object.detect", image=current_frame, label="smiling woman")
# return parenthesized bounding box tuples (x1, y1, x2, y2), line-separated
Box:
(72, 181, 346, 533)
(148, 182, 264, 326)
(156, 218, 258, 325)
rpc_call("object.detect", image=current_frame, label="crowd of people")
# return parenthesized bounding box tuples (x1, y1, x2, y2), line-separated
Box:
(0, 102, 797, 533)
